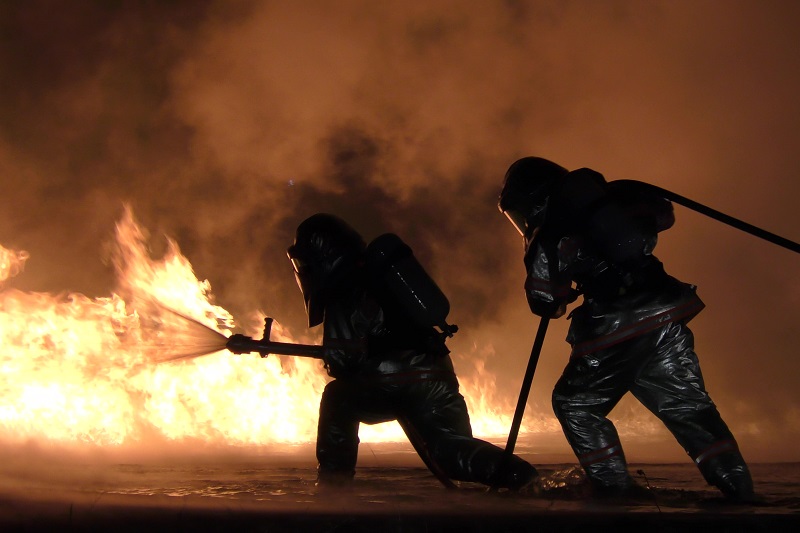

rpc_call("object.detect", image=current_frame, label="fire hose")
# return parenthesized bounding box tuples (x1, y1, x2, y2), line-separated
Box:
(616, 180, 800, 254)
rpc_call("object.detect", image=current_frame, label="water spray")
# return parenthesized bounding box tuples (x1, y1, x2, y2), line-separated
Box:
(145, 305, 329, 363)
(140, 301, 230, 363)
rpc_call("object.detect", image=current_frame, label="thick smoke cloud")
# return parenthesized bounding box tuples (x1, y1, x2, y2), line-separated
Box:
(1, 0, 798, 461)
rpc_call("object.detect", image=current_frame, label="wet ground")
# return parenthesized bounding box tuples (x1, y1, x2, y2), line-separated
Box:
(2, 448, 798, 532)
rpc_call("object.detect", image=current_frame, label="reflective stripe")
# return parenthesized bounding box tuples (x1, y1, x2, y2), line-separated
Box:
(570, 297, 705, 358)
(578, 442, 623, 467)
(693, 439, 737, 465)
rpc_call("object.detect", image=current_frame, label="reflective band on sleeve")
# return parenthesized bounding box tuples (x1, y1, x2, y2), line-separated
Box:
(578, 442, 623, 467)
(693, 439, 737, 465)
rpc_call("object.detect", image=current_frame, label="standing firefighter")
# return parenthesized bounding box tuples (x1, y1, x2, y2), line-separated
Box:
(498, 157, 755, 501)
(287, 213, 537, 489)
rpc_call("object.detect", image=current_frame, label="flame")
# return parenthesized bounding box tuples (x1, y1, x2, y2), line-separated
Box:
(0, 207, 539, 453)
(0, 243, 29, 284)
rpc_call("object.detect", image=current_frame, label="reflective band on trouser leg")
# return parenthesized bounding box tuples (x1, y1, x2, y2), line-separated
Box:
(578, 441, 624, 467)
(693, 439, 737, 466)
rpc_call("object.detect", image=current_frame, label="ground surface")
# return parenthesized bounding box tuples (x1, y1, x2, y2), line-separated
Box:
(2, 456, 798, 532)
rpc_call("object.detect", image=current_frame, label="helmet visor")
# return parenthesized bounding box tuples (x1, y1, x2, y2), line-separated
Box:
(289, 256, 312, 275)
(502, 207, 528, 236)
(287, 247, 325, 327)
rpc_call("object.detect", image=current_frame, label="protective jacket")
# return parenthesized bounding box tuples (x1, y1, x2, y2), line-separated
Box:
(321, 266, 452, 380)
(523, 168, 704, 356)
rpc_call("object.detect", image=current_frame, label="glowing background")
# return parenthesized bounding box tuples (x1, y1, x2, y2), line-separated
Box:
(0, 1, 798, 462)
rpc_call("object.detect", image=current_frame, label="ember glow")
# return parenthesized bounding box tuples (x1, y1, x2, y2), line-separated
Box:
(0, 209, 545, 451)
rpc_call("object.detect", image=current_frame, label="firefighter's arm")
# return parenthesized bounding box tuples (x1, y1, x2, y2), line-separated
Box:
(523, 237, 574, 319)
(321, 338, 369, 377)
(320, 292, 381, 377)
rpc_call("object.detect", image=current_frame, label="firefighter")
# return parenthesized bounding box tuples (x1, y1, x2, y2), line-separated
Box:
(498, 157, 755, 501)
(287, 213, 537, 489)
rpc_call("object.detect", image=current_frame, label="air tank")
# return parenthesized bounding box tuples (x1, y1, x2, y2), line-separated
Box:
(366, 233, 458, 337)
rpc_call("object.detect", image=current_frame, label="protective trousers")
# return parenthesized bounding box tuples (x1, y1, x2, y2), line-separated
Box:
(316, 375, 536, 488)
(552, 321, 754, 500)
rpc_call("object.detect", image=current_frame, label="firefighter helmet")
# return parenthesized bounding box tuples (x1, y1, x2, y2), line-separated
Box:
(498, 157, 569, 235)
(287, 213, 366, 327)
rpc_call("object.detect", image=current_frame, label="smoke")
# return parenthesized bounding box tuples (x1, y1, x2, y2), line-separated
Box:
(1, 0, 799, 462)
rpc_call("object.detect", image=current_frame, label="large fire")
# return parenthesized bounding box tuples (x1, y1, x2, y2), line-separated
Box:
(0, 208, 534, 453)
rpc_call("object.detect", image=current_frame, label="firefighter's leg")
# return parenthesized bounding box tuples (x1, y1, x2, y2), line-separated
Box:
(552, 340, 645, 492)
(404, 378, 537, 489)
(316, 379, 361, 485)
(630, 322, 754, 501)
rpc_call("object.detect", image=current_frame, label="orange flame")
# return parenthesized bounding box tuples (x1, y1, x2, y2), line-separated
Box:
(0, 207, 541, 452)
(0, 243, 29, 284)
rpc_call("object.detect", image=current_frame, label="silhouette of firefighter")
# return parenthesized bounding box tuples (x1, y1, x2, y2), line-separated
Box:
(287, 213, 537, 489)
(498, 157, 754, 501)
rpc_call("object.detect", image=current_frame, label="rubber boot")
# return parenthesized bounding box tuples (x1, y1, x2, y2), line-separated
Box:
(698, 452, 755, 502)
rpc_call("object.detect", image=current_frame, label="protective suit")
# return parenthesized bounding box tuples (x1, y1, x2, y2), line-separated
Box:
(499, 158, 754, 501)
(288, 213, 537, 489)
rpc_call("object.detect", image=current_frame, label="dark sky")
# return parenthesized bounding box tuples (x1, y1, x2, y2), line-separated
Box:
(1, 0, 798, 462)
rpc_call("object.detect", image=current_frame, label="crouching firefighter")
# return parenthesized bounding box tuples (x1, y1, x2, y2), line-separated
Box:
(498, 157, 755, 501)
(287, 213, 538, 490)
